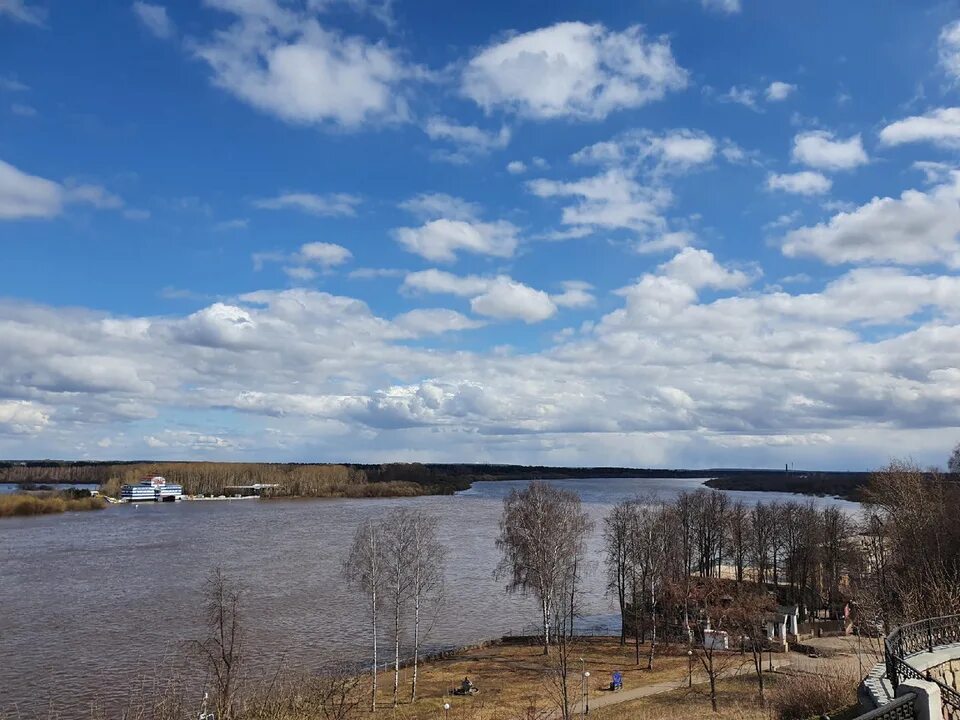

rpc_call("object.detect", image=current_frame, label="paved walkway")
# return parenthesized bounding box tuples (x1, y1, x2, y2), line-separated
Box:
(550, 635, 879, 718)
(570, 657, 790, 716)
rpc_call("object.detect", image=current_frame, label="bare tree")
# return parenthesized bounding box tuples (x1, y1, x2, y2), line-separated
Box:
(625, 500, 669, 669)
(407, 511, 445, 702)
(544, 583, 579, 720)
(243, 666, 363, 720)
(311, 669, 364, 720)
(728, 501, 749, 583)
(820, 506, 848, 607)
(688, 579, 753, 713)
(495, 481, 592, 655)
(342, 519, 385, 712)
(863, 460, 960, 621)
(381, 509, 416, 708)
(603, 499, 634, 645)
(769, 501, 786, 588)
(749, 502, 772, 584)
(726, 588, 776, 703)
(194, 568, 245, 720)
(949, 442, 960, 474)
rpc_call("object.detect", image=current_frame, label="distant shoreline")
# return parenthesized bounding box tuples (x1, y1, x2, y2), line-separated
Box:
(0, 461, 875, 501)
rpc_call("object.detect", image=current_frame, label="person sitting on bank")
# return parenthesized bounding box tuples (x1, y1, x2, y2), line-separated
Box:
(461, 677, 474, 693)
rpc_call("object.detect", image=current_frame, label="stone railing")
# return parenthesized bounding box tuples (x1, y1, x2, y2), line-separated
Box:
(854, 693, 916, 720)
(886, 615, 960, 719)
(858, 615, 960, 720)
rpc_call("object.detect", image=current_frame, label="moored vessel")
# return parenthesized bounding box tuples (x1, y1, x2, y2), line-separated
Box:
(120, 476, 183, 502)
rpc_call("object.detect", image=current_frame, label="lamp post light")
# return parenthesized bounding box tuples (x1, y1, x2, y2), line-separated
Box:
(583, 671, 590, 715)
(443, 702, 450, 720)
(579, 658, 585, 716)
(687, 649, 693, 687)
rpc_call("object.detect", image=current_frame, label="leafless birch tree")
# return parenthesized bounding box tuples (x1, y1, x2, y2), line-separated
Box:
(342, 519, 385, 712)
(194, 568, 245, 720)
(495, 481, 592, 655)
(381, 509, 416, 707)
(407, 511, 445, 702)
(603, 499, 634, 645)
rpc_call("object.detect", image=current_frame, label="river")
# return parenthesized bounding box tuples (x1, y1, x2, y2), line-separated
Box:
(0, 477, 859, 717)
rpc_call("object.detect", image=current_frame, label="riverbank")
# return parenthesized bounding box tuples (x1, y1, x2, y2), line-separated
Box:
(0, 492, 106, 517)
(703, 470, 873, 501)
(355, 634, 864, 720)
(0, 460, 883, 502)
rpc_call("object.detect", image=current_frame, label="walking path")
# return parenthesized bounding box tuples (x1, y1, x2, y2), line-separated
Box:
(571, 657, 791, 715)
(570, 635, 880, 716)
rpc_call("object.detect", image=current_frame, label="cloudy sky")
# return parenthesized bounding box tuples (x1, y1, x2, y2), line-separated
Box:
(2, 0, 960, 469)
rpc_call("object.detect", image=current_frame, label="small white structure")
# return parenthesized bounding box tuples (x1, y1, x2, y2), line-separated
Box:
(120, 476, 183, 502)
(703, 628, 729, 650)
(765, 605, 799, 643)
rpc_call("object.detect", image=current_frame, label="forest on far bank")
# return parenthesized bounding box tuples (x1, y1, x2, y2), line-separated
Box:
(0, 460, 902, 500)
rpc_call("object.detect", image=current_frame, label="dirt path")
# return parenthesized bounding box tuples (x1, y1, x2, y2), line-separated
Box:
(569, 657, 791, 716)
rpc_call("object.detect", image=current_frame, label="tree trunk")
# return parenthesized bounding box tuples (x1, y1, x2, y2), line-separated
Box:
(618, 583, 626, 645)
(647, 584, 656, 670)
(753, 642, 765, 701)
(542, 598, 551, 655)
(371, 588, 378, 712)
(411, 587, 420, 702)
(708, 653, 718, 712)
(393, 590, 400, 707)
(634, 608, 641, 665)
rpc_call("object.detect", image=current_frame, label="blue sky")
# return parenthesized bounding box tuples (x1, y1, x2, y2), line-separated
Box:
(2, 0, 960, 469)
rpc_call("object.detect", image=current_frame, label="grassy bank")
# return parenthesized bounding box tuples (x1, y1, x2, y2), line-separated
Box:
(0, 492, 107, 517)
(702, 471, 874, 500)
(94, 463, 452, 499)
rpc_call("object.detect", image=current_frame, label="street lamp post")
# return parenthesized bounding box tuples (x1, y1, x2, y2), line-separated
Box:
(583, 671, 590, 715)
(687, 649, 693, 687)
(443, 702, 450, 720)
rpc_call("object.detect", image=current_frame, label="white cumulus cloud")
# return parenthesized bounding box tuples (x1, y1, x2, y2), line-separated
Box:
(0, 159, 125, 220)
(299, 241, 353, 267)
(782, 173, 960, 268)
(462, 22, 687, 120)
(0, 400, 50, 434)
(657, 248, 756, 290)
(403, 270, 558, 323)
(470, 278, 557, 323)
(765, 81, 796, 101)
(194, 0, 412, 128)
(766, 171, 832, 195)
(879, 107, 960, 148)
(792, 130, 868, 171)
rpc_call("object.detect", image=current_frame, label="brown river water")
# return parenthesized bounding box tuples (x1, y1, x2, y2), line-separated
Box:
(0, 477, 858, 718)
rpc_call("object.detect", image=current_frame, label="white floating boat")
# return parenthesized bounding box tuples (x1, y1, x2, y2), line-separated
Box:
(120, 476, 183, 503)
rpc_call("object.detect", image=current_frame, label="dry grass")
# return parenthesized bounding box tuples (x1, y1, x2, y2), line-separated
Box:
(0, 492, 106, 517)
(363, 638, 691, 720)
(769, 668, 861, 720)
(588, 675, 776, 720)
